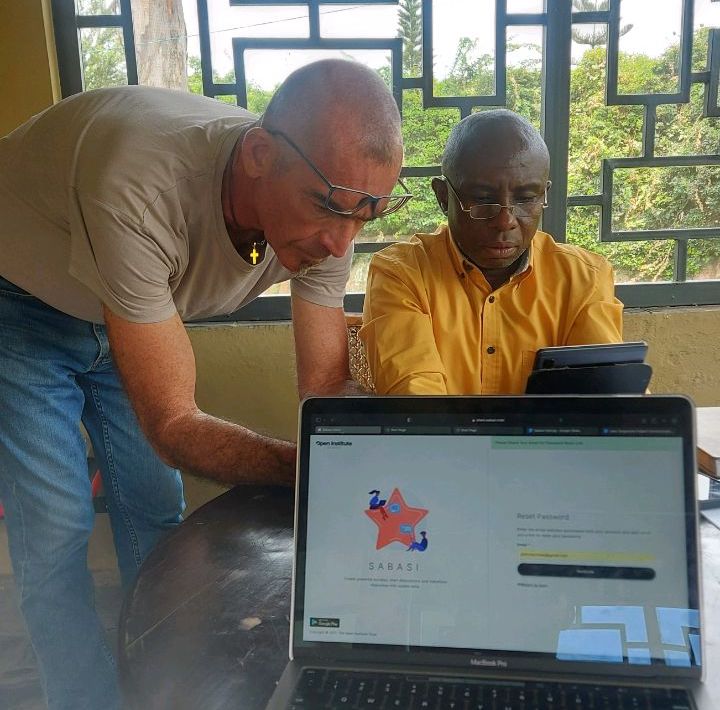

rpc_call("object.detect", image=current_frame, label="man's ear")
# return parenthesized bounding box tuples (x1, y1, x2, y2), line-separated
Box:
(241, 127, 277, 178)
(431, 177, 449, 215)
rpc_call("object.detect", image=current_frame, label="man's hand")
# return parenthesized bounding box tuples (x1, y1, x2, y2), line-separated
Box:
(103, 306, 296, 486)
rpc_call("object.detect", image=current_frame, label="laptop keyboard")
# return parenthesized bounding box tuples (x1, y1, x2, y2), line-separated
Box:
(286, 668, 693, 709)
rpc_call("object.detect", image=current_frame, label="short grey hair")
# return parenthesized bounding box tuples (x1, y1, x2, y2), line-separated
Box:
(263, 59, 402, 166)
(442, 109, 549, 180)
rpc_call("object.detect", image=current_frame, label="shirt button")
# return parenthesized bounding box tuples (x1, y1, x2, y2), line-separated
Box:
(488, 295, 495, 303)
(487, 346, 496, 355)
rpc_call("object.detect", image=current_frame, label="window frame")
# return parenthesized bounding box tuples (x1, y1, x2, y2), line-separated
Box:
(51, 0, 720, 321)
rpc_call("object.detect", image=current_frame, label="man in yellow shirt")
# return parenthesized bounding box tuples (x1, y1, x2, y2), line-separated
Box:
(361, 109, 623, 395)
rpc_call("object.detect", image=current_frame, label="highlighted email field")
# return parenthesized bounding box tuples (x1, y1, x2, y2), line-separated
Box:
(519, 550, 656, 563)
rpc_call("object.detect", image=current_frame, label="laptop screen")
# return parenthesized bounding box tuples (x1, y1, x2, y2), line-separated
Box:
(292, 396, 701, 678)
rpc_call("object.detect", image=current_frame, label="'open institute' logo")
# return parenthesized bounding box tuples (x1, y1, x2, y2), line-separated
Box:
(365, 488, 429, 551)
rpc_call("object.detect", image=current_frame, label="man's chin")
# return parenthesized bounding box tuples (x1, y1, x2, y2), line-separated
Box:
(274, 251, 304, 273)
(475, 247, 523, 269)
(474, 257, 517, 271)
(297, 257, 327, 273)
(275, 247, 327, 274)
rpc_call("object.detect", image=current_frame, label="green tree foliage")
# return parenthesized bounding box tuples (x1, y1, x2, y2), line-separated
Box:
(571, 0, 633, 49)
(187, 56, 273, 112)
(504, 43, 542, 126)
(437, 38, 494, 97)
(385, 29, 720, 283)
(82, 13, 720, 283)
(365, 39, 541, 242)
(80, 0, 127, 90)
(397, 0, 422, 76)
(187, 55, 202, 96)
(567, 30, 720, 281)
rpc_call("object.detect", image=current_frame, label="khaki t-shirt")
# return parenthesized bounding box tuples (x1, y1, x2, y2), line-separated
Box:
(0, 86, 351, 323)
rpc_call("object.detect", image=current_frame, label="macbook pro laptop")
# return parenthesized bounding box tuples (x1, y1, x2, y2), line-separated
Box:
(268, 395, 704, 709)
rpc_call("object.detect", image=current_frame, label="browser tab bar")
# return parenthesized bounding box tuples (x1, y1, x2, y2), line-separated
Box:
(383, 426, 453, 435)
(526, 427, 599, 436)
(314, 426, 382, 434)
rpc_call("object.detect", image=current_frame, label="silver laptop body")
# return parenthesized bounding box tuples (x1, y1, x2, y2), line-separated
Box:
(267, 395, 705, 709)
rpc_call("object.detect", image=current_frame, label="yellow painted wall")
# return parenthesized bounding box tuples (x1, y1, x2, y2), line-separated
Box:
(0, 0, 59, 136)
(5, 306, 712, 573)
(188, 308, 720, 448)
(624, 307, 720, 400)
(190, 323, 300, 441)
(184, 323, 300, 510)
(181, 305, 720, 508)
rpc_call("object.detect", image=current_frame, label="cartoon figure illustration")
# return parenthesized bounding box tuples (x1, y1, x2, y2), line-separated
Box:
(368, 489, 388, 519)
(365, 487, 428, 550)
(407, 531, 428, 552)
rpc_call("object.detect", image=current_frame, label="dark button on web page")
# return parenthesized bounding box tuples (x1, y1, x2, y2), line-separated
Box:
(518, 564, 655, 580)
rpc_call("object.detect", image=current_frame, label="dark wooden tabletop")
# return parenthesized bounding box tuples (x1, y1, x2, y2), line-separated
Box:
(119, 485, 720, 710)
(119, 485, 294, 710)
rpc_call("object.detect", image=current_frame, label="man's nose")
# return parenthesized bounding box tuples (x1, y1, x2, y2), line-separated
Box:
(490, 204, 519, 230)
(321, 222, 358, 258)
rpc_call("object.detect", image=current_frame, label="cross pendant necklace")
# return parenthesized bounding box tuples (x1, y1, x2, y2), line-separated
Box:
(249, 239, 266, 266)
(223, 139, 267, 266)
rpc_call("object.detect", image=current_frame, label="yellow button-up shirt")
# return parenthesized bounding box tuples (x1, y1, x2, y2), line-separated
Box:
(360, 225, 624, 395)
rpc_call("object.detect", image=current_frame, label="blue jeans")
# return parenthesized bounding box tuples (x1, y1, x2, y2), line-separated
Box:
(0, 276, 185, 710)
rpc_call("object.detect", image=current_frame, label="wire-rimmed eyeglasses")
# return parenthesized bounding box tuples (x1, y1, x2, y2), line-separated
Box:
(444, 175, 550, 220)
(266, 128, 413, 220)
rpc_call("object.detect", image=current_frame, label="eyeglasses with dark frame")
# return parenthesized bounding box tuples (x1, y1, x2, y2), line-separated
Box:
(265, 128, 413, 220)
(444, 175, 550, 220)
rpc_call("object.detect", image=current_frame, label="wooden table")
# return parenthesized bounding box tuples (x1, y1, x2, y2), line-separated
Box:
(119, 485, 293, 710)
(118, 484, 719, 710)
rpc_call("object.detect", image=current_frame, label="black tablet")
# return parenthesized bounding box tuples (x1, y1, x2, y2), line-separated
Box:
(532, 341, 648, 370)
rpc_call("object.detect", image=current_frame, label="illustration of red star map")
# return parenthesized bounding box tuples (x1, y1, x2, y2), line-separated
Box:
(365, 488, 428, 550)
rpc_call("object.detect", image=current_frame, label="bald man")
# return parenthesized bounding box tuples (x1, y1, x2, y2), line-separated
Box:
(361, 109, 622, 395)
(0, 59, 407, 709)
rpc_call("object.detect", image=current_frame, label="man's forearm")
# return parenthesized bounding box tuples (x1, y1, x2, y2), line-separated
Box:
(152, 410, 296, 486)
(335, 379, 373, 395)
(300, 378, 372, 398)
